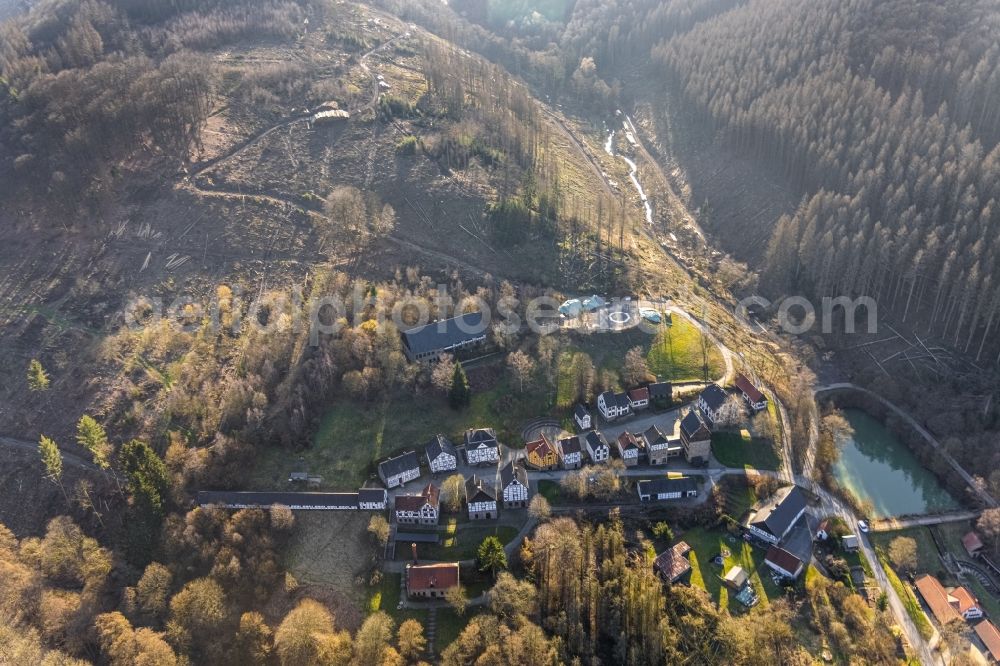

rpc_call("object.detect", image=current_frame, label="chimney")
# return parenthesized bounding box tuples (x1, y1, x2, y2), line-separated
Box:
(411, 542, 418, 563)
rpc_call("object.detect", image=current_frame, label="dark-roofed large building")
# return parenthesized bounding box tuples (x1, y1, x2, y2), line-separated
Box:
(745, 486, 807, 544)
(401, 311, 487, 362)
(679, 409, 712, 464)
(464, 428, 500, 465)
(498, 461, 530, 508)
(465, 475, 497, 520)
(697, 384, 729, 424)
(378, 451, 421, 489)
(425, 434, 457, 474)
(597, 390, 632, 421)
(358, 487, 388, 510)
(637, 476, 698, 502)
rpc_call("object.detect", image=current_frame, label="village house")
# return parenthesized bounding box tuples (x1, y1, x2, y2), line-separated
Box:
(697, 383, 729, 424)
(648, 382, 672, 409)
(400, 311, 487, 363)
(975, 620, 1000, 664)
(764, 546, 804, 580)
(583, 430, 610, 463)
(525, 433, 559, 470)
(465, 475, 498, 520)
(915, 575, 964, 626)
(964, 531, 985, 557)
(615, 431, 643, 466)
(464, 427, 501, 466)
(498, 461, 530, 508)
(679, 409, 712, 465)
(628, 387, 650, 411)
(557, 435, 584, 469)
(378, 451, 421, 489)
(735, 373, 768, 412)
(597, 390, 632, 421)
(358, 487, 388, 510)
(637, 476, 698, 502)
(395, 483, 440, 525)
(425, 434, 458, 474)
(405, 562, 459, 599)
(574, 404, 592, 430)
(653, 541, 693, 584)
(642, 425, 682, 465)
(744, 486, 807, 545)
(950, 586, 985, 620)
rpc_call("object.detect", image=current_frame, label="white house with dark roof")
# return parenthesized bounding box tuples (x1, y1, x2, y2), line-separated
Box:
(574, 404, 592, 431)
(745, 486, 807, 545)
(583, 430, 610, 463)
(697, 384, 728, 424)
(637, 477, 698, 501)
(497, 461, 530, 508)
(401, 311, 487, 363)
(464, 428, 500, 466)
(378, 451, 421, 489)
(597, 390, 632, 421)
(425, 434, 457, 474)
(557, 435, 583, 469)
(395, 483, 440, 525)
(358, 487, 388, 510)
(465, 475, 498, 519)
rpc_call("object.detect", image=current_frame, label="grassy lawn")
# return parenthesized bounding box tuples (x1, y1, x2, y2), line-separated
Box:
(436, 608, 476, 650)
(401, 524, 519, 562)
(368, 574, 475, 651)
(251, 377, 550, 490)
(646, 317, 725, 382)
(718, 477, 757, 520)
(874, 548, 934, 640)
(538, 480, 563, 504)
(679, 527, 783, 612)
(711, 429, 781, 471)
(869, 527, 944, 577)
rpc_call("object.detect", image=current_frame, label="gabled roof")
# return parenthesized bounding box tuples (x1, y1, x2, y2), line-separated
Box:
(465, 475, 496, 502)
(526, 434, 557, 459)
(498, 461, 528, 489)
(648, 382, 671, 399)
(915, 574, 962, 625)
(735, 373, 766, 403)
(558, 435, 582, 455)
(950, 586, 980, 614)
(680, 410, 709, 439)
(464, 427, 498, 448)
(765, 546, 803, 576)
(599, 390, 631, 409)
(584, 430, 609, 451)
(395, 483, 440, 512)
(975, 620, 1000, 662)
(379, 451, 420, 479)
(642, 425, 669, 449)
(638, 476, 697, 497)
(425, 434, 456, 461)
(358, 487, 387, 503)
(407, 563, 459, 591)
(574, 404, 590, 420)
(628, 387, 650, 402)
(401, 311, 485, 357)
(653, 541, 692, 582)
(749, 486, 807, 538)
(699, 384, 728, 411)
(617, 431, 642, 452)
(963, 531, 984, 554)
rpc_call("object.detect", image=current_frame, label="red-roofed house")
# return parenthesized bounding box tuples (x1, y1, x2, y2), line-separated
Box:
(406, 562, 459, 598)
(764, 546, 804, 580)
(735, 374, 767, 412)
(628, 387, 650, 411)
(964, 531, 985, 557)
(395, 483, 440, 525)
(975, 620, 1000, 663)
(915, 574, 962, 625)
(950, 586, 984, 620)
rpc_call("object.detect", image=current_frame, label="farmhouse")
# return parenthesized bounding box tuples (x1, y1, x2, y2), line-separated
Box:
(615, 431, 643, 466)
(465, 475, 498, 520)
(406, 562, 459, 599)
(975, 620, 1000, 663)
(679, 409, 712, 465)
(628, 387, 650, 411)
(525, 434, 559, 470)
(764, 546, 804, 580)
(950, 586, 984, 620)
(557, 435, 583, 469)
(597, 390, 632, 421)
(653, 541, 693, 584)
(358, 487, 388, 510)
(642, 425, 682, 465)
(425, 434, 458, 474)
(648, 382, 672, 407)
(395, 483, 440, 525)
(735, 373, 768, 412)
(583, 430, 610, 463)
(378, 451, 421, 489)
(637, 476, 698, 502)
(401, 311, 487, 362)
(915, 575, 963, 625)
(745, 486, 807, 545)
(464, 427, 501, 465)
(574, 404, 592, 430)
(697, 384, 728, 424)
(498, 461, 530, 508)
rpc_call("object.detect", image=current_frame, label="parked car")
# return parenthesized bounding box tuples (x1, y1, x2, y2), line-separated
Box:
(858, 520, 870, 533)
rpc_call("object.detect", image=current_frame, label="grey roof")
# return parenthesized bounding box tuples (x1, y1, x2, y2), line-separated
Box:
(498, 461, 528, 489)
(700, 384, 728, 411)
(558, 435, 583, 455)
(750, 486, 807, 538)
(464, 427, 498, 449)
(465, 474, 496, 502)
(584, 430, 609, 450)
(358, 487, 387, 503)
(198, 491, 359, 508)
(642, 425, 669, 448)
(648, 382, 671, 399)
(680, 410, 709, 438)
(600, 390, 631, 409)
(379, 451, 420, 479)
(425, 434, 456, 461)
(401, 311, 485, 357)
(638, 477, 698, 496)
(574, 404, 589, 420)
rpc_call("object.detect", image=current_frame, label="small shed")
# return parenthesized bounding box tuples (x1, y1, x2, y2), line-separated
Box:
(963, 531, 985, 557)
(841, 534, 859, 552)
(723, 565, 749, 590)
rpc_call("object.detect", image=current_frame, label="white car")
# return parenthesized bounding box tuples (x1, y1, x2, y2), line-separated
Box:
(858, 520, 870, 533)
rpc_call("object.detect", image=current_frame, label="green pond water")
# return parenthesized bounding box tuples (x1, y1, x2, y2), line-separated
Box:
(832, 409, 959, 518)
